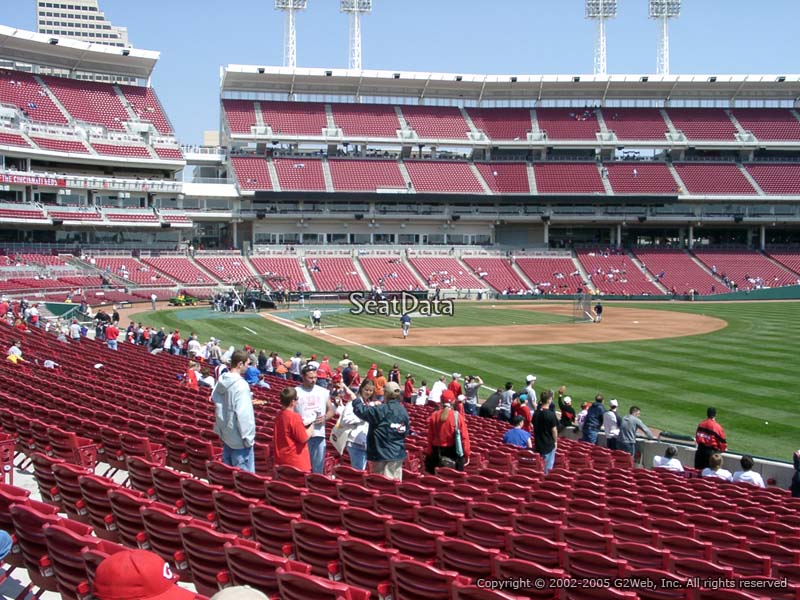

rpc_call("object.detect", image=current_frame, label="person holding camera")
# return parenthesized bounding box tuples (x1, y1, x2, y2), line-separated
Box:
(351, 381, 409, 481)
(424, 390, 471, 473)
(331, 379, 372, 471)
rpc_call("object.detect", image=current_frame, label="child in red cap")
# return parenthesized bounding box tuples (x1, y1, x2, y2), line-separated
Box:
(93, 549, 197, 600)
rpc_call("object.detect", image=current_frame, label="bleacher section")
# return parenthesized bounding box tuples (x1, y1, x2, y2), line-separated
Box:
(400, 106, 470, 139)
(230, 156, 272, 191)
(466, 107, 531, 141)
(140, 257, 216, 285)
(534, 162, 604, 194)
(578, 249, 662, 295)
(631, 249, 727, 295)
(603, 108, 668, 141)
(474, 162, 530, 194)
(118, 85, 174, 135)
(47, 209, 103, 222)
(153, 146, 184, 161)
(692, 249, 798, 290)
(404, 161, 484, 194)
(358, 257, 422, 291)
(248, 257, 309, 291)
(0, 69, 68, 124)
(260, 101, 327, 136)
(305, 257, 365, 291)
(104, 211, 159, 224)
(605, 162, 678, 195)
(667, 108, 738, 141)
(0, 131, 32, 147)
(195, 257, 255, 284)
(515, 257, 586, 294)
(222, 99, 259, 134)
(273, 157, 326, 191)
(90, 143, 152, 159)
(536, 107, 599, 140)
(93, 257, 175, 286)
(42, 75, 130, 131)
(745, 163, 800, 195)
(674, 163, 757, 195)
(767, 251, 800, 278)
(330, 103, 400, 137)
(0, 204, 47, 221)
(14, 254, 71, 267)
(408, 257, 484, 289)
(328, 159, 406, 192)
(30, 136, 90, 154)
(731, 108, 800, 141)
(463, 257, 528, 293)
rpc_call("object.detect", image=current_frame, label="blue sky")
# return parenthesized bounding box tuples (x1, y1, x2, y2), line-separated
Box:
(6, 0, 800, 144)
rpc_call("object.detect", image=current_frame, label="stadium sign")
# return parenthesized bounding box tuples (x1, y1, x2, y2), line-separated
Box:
(0, 174, 66, 187)
(348, 291, 454, 317)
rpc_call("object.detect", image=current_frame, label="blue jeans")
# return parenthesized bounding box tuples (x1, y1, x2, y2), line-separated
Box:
(222, 443, 255, 473)
(618, 442, 635, 457)
(582, 428, 598, 444)
(541, 448, 556, 474)
(347, 444, 368, 471)
(463, 403, 478, 416)
(317, 379, 329, 389)
(308, 436, 326, 474)
(107, 339, 118, 351)
(0, 529, 12, 561)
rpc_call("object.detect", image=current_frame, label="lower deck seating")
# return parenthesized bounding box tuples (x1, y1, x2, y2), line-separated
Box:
(140, 257, 216, 285)
(408, 257, 484, 289)
(631, 249, 727, 295)
(195, 257, 254, 284)
(248, 257, 309, 291)
(692, 250, 798, 290)
(462, 257, 528, 293)
(578, 249, 662, 295)
(358, 256, 422, 291)
(305, 257, 365, 292)
(515, 258, 586, 294)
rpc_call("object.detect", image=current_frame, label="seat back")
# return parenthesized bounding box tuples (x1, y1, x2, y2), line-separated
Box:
(249, 503, 299, 557)
(139, 504, 197, 577)
(300, 492, 346, 528)
(506, 532, 566, 569)
(337, 535, 399, 592)
(206, 461, 238, 488)
(457, 518, 513, 551)
(184, 436, 222, 479)
(265, 480, 306, 513)
(373, 494, 419, 523)
(223, 543, 310, 597)
(107, 488, 152, 548)
(179, 478, 222, 521)
(389, 557, 463, 600)
(151, 465, 192, 507)
(233, 469, 270, 500)
(435, 537, 499, 579)
(276, 567, 371, 600)
(125, 456, 159, 496)
(385, 521, 443, 561)
(339, 506, 390, 544)
(212, 489, 257, 537)
(337, 482, 377, 509)
(51, 462, 93, 523)
(178, 523, 243, 597)
(30, 451, 66, 507)
(42, 522, 101, 600)
(413, 505, 462, 537)
(291, 519, 347, 577)
(77, 474, 121, 541)
(304, 473, 340, 496)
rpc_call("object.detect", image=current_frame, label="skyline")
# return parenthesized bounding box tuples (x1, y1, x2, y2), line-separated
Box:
(5, 0, 800, 144)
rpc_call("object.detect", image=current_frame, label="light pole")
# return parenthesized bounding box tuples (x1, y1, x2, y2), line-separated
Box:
(649, 0, 681, 75)
(275, 0, 308, 68)
(585, 0, 617, 76)
(340, 0, 372, 71)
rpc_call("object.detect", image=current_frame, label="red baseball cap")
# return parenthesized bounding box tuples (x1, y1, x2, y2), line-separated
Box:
(441, 390, 456, 404)
(93, 550, 196, 600)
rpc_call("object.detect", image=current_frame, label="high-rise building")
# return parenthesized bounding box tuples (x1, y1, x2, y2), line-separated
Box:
(36, 0, 131, 48)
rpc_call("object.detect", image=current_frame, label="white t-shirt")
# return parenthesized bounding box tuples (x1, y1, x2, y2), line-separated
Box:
(701, 468, 733, 482)
(603, 410, 621, 438)
(289, 356, 302, 375)
(652, 456, 684, 472)
(429, 380, 447, 404)
(69, 323, 81, 339)
(294, 384, 330, 438)
(312, 310, 322, 320)
(187, 339, 202, 356)
(415, 385, 428, 406)
(732, 470, 765, 488)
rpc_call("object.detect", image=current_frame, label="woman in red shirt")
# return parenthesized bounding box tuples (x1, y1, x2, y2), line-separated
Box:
(424, 390, 471, 474)
(403, 374, 415, 403)
(511, 394, 532, 432)
(273, 387, 315, 471)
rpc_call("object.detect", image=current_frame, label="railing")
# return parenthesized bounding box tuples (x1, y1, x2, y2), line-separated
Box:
(181, 145, 226, 156)
(0, 168, 182, 193)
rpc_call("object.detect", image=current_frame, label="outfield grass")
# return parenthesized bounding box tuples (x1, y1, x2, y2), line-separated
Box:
(133, 301, 800, 460)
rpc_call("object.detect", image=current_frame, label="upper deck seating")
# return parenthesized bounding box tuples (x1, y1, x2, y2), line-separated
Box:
(195, 257, 254, 284)
(474, 162, 530, 194)
(515, 257, 586, 294)
(605, 162, 678, 194)
(223, 100, 258, 134)
(466, 108, 531, 141)
(91, 144, 152, 159)
(631, 249, 727, 295)
(404, 161, 484, 194)
(674, 163, 757, 195)
(692, 249, 798, 289)
(42, 75, 129, 130)
(30, 137, 90, 154)
(602, 108, 668, 141)
(153, 146, 184, 161)
(534, 162, 604, 194)
(536, 107, 599, 140)
(0, 132, 32, 147)
(273, 158, 326, 191)
(667, 109, 737, 141)
(14, 254, 71, 267)
(408, 257, 484, 289)
(463, 258, 528, 293)
(330, 103, 400, 137)
(231, 157, 273, 191)
(47, 209, 102, 222)
(104, 211, 159, 223)
(0, 205, 47, 220)
(260, 101, 327, 136)
(118, 85, 174, 135)
(745, 163, 800, 195)
(578, 249, 662, 295)
(400, 106, 470, 139)
(730, 109, 800, 141)
(248, 257, 308, 291)
(305, 257, 365, 292)
(328, 159, 405, 192)
(0, 69, 67, 124)
(140, 257, 216, 285)
(358, 257, 421, 291)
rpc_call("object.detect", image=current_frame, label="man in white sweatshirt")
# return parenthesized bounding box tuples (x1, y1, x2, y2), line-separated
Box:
(213, 350, 256, 472)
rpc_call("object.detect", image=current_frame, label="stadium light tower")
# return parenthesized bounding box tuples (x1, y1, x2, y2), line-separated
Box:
(275, 0, 307, 69)
(585, 0, 617, 76)
(340, 0, 372, 71)
(649, 0, 681, 75)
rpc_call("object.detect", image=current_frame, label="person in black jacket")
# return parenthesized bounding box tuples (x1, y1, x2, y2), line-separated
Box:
(352, 380, 409, 481)
(792, 450, 800, 498)
(479, 388, 503, 419)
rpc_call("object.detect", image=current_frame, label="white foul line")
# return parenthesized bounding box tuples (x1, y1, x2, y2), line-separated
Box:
(242, 326, 258, 335)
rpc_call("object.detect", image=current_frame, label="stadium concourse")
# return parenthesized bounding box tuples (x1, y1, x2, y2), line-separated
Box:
(1, 301, 800, 600)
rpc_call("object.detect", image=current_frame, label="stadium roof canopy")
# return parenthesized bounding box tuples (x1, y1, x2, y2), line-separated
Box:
(0, 25, 159, 80)
(222, 65, 800, 103)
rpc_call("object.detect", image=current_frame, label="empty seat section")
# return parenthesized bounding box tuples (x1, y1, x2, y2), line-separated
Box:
(631, 249, 726, 295)
(42, 76, 129, 130)
(104, 211, 159, 223)
(0, 69, 67, 124)
(516, 257, 586, 294)
(408, 257, 484, 289)
(534, 163, 604, 194)
(153, 146, 184, 161)
(0, 132, 32, 147)
(674, 163, 756, 195)
(467, 108, 531, 141)
(692, 249, 797, 289)
(329, 159, 405, 192)
(463, 258, 528, 293)
(405, 161, 484, 194)
(30, 137, 90, 154)
(578, 250, 662, 295)
(767, 251, 800, 277)
(260, 101, 327, 136)
(536, 107, 599, 140)
(118, 85, 173, 134)
(140, 257, 216, 284)
(15, 254, 71, 267)
(331, 103, 400, 137)
(359, 257, 421, 291)
(273, 158, 326, 191)
(667, 108, 737, 141)
(231, 157, 273, 191)
(160, 212, 191, 224)
(731, 108, 800, 141)
(745, 164, 800, 195)
(0, 205, 47, 220)
(91, 144, 152, 159)
(305, 257, 364, 292)
(47, 210, 102, 222)
(602, 108, 668, 140)
(605, 162, 678, 194)
(249, 257, 308, 290)
(475, 162, 530, 194)
(195, 257, 254, 284)
(223, 100, 258, 134)
(94, 257, 174, 285)
(401, 106, 470, 139)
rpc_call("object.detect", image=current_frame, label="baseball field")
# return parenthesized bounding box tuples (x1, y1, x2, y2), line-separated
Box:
(131, 299, 800, 461)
